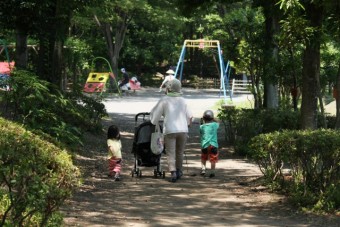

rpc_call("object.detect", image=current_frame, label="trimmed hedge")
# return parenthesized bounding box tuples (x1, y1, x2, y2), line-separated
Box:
(217, 107, 336, 155)
(0, 117, 81, 226)
(217, 108, 300, 155)
(250, 129, 340, 212)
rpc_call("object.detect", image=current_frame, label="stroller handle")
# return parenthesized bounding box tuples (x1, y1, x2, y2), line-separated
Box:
(135, 112, 150, 122)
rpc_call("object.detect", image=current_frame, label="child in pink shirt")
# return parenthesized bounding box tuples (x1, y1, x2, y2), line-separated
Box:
(107, 125, 123, 181)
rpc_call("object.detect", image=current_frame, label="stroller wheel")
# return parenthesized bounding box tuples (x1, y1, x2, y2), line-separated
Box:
(153, 169, 157, 178)
(138, 170, 142, 178)
(162, 171, 166, 178)
(131, 170, 135, 177)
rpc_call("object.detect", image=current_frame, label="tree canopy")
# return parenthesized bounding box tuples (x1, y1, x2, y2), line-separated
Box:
(0, 0, 339, 129)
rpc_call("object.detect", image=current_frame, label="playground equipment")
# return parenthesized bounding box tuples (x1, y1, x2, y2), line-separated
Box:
(83, 57, 121, 96)
(83, 57, 141, 96)
(0, 39, 14, 91)
(173, 39, 232, 101)
(118, 76, 141, 92)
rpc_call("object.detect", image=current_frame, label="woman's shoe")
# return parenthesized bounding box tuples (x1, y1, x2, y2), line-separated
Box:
(169, 171, 177, 182)
(176, 169, 183, 179)
(169, 177, 177, 183)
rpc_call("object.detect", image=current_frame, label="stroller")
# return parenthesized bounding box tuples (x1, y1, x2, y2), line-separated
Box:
(131, 112, 165, 178)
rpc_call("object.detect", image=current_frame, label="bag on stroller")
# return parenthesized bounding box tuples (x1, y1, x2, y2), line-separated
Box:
(131, 112, 165, 178)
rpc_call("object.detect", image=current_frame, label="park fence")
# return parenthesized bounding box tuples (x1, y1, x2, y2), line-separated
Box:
(184, 77, 252, 95)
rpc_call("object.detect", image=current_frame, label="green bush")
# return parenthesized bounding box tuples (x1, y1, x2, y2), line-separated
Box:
(1, 70, 108, 148)
(0, 117, 81, 226)
(250, 129, 340, 212)
(217, 107, 299, 155)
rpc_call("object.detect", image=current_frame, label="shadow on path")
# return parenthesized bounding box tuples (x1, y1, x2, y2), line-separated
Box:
(62, 90, 339, 227)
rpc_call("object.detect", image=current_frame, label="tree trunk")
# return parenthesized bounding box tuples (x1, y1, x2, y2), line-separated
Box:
(52, 40, 63, 89)
(111, 17, 128, 75)
(15, 28, 28, 69)
(335, 61, 340, 128)
(51, 0, 65, 89)
(289, 49, 298, 111)
(316, 60, 326, 128)
(265, 82, 278, 108)
(37, 4, 55, 84)
(37, 36, 50, 82)
(36, 0, 68, 87)
(300, 3, 323, 130)
(94, 12, 129, 91)
(262, 1, 280, 109)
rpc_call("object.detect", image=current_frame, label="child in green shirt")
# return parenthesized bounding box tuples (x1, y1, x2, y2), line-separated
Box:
(200, 110, 219, 177)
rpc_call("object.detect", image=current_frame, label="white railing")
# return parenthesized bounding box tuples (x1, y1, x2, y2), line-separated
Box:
(231, 79, 252, 94)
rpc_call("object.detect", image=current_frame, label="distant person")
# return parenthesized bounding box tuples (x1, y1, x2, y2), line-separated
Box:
(151, 79, 193, 182)
(159, 69, 175, 92)
(119, 68, 130, 90)
(130, 75, 141, 90)
(107, 125, 123, 181)
(200, 110, 219, 178)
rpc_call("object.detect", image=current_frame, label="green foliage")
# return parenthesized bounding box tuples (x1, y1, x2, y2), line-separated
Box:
(250, 129, 340, 212)
(64, 37, 94, 79)
(121, 0, 186, 71)
(320, 42, 340, 88)
(277, 0, 305, 11)
(0, 117, 81, 226)
(217, 105, 238, 145)
(217, 107, 300, 155)
(1, 70, 108, 148)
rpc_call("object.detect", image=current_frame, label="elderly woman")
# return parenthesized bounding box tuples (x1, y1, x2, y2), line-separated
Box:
(150, 79, 193, 182)
(159, 69, 175, 92)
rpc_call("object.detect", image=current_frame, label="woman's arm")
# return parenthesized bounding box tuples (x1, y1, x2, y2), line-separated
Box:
(150, 101, 163, 125)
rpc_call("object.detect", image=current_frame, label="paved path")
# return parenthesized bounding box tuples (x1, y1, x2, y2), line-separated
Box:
(102, 87, 253, 119)
(62, 87, 339, 227)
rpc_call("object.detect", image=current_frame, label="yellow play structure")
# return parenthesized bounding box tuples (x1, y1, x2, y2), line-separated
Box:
(83, 57, 121, 96)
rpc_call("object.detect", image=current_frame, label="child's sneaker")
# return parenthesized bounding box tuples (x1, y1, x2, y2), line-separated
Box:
(200, 169, 206, 176)
(114, 173, 120, 181)
(114, 177, 120, 181)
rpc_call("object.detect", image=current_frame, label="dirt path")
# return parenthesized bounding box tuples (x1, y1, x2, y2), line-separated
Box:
(61, 88, 339, 227)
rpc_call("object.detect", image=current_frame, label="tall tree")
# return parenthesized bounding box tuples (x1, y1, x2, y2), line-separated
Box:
(122, 1, 185, 73)
(89, 0, 146, 78)
(35, 0, 89, 87)
(299, 2, 323, 129)
(323, 1, 340, 128)
(0, 0, 89, 88)
(257, 0, 282, 109)
(280, 0, 340, 129)
(0, 0, 38, 69)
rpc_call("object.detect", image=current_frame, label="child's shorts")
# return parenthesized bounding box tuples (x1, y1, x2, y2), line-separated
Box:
(109, 158, 122, 175)
(201, 145, 218, 163)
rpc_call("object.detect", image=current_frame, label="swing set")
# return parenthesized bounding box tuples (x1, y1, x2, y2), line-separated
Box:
(173, 39, 232, 101)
